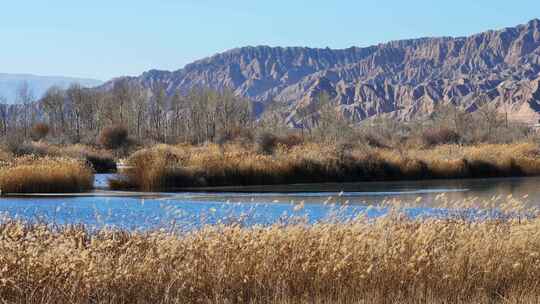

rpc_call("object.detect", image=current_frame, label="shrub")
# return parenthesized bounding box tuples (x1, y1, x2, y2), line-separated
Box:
(98, 125, 129, 150)
(256, 132, 278, 155)
(8, 142, 51, 157)
(30, 123, 50, 141)
(362, 133, 389, 148)
(85, 152, 117, 173)
(422, 127, 461, 147)
(81, 149, 117, 174)
(216, 127, 255, 145)
(256, 133, 304, 155)
(278, 133, 304, 149)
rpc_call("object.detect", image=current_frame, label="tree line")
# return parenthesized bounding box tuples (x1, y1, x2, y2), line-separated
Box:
(0, 80, 254, 145)
(0, 80, 533, 148)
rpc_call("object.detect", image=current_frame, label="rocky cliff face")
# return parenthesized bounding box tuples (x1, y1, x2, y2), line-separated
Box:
(106, 19, 540, 124)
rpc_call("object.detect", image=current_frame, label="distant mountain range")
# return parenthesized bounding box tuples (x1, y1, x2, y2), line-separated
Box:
(0, 74, 102, 103)
(105, 19, 540, 124)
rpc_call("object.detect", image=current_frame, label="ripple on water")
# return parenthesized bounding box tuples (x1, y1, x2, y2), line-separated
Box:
(2, 176, 539, 230)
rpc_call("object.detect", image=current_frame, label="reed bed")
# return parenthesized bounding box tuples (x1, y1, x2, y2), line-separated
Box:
(61, 144, 117, 173)
(0, 201, 539, 304)
(110, 142, 540, 191)
(0, 157, 94, 193)
(7, 142, 117, 173)
(0, 148, 12, 163)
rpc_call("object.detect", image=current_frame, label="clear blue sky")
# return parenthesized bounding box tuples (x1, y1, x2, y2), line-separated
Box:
(1, 0, 538, 80)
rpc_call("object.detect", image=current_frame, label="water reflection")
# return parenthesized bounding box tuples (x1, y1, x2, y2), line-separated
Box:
(0, 176, 538, 230)
(174, 177, 540, 206)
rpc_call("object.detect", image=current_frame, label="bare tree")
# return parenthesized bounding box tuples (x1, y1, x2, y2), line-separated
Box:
(475, 101, 504, 142)
(215, 90, 252, 140)
(314, 92, 351, 142)
(16, 82, 34, 138)
(112, 79, 132, 126)
(430, 103, 471, 137)
(4, 83, 260, 145)
(66, 83, 92, 142)
(258, 100, 290, 135)
(0, 96, 8, 136)
(131, 84, 149, 141)
(41, 86, 67, 135)
(149, 85, 168, 142)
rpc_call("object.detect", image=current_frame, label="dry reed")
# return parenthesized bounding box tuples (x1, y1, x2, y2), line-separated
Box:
(111, 142, 540, 191)
(0, 200, 539, 303)
(6, 142, 117, 173)
(0, 157, 94, 193)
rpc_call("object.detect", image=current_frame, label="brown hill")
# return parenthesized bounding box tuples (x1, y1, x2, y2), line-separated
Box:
(104, 19, 540, 124)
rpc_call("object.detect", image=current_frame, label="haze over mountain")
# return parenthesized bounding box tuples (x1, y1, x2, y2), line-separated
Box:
(0, 74, 102, 104)
(107, 19, 540, 124)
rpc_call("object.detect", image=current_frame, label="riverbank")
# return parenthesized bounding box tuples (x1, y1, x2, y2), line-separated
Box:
(109, 142, 540, 192)
(2, 142, 540, 195)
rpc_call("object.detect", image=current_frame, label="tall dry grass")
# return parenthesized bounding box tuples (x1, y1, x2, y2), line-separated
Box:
(111, 142, 540, 191)
(4, 142, 117, 173)
(0, 201, 539, 304)
(0, 148, 11, 163)
(60, 144, 117, 173)
(0, 157, 94, 193)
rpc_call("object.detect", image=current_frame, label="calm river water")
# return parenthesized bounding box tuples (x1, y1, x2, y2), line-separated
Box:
(0, 175, 538, 230)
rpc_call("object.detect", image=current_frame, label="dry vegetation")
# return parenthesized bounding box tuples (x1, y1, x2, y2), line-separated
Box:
(5, 142, 117, 173)
(0, 199, 539, 304)
(98, 125, 130, 150)
(2, 84, 540, 194)
(110, 142, 540, 191)
(0, 157, 93, 193)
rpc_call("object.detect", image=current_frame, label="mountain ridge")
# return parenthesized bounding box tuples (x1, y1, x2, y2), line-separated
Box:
(105, 19, 540, 124)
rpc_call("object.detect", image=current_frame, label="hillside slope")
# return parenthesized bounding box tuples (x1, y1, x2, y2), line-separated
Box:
(106, 19, 540, 124)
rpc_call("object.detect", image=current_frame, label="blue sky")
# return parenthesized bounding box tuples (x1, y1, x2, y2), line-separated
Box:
(1, 0, 538, 80)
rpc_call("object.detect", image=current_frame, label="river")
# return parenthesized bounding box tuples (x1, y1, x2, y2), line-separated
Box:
(0, 175, 538, 230)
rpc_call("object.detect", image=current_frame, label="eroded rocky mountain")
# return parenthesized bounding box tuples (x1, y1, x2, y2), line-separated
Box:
(106, 19, 540, 124)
